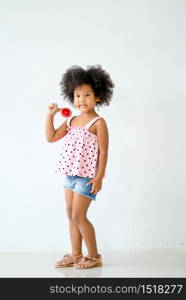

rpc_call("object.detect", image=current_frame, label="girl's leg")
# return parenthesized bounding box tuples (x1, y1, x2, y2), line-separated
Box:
(72, 192, 99, 258)
(64, 188, 83, 256)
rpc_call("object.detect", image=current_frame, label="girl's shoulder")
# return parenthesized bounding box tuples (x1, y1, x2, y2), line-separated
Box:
(96, 115, 107, 123)
(67, 115, 77, 127)
(95, 116, 108, 130)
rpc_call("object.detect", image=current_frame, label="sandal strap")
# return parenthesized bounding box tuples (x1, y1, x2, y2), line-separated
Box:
(57, 253, 71, 264)
(64, 253, 70, 258)
(57, 253, 82, 265)
(72, 254, 83, 259)
(80, 255, 100, 262)
(63, 253, 82, 258)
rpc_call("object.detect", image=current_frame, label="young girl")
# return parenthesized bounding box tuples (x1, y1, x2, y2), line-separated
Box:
(45, 65, 114, 269)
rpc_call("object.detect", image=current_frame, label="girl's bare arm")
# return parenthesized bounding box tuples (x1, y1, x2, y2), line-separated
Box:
(95, 118, 109, 179)
(45, 109, 68, 142)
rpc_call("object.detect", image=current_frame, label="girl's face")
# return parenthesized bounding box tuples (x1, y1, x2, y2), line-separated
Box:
(73, 84, 99, 113)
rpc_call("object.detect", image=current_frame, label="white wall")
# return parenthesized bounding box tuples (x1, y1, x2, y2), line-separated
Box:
(0, 0, 186, 252)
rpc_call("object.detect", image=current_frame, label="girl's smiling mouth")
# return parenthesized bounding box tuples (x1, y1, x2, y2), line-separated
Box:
(79, 104, 88, 108)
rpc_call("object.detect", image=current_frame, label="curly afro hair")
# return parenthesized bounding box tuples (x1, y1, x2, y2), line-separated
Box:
(59, 64, 115, 106)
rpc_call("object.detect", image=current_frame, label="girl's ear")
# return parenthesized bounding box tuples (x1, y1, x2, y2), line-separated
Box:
(96, 97, 100, 102)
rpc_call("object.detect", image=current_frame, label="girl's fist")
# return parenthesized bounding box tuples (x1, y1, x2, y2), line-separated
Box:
(48, 103, 60, 116)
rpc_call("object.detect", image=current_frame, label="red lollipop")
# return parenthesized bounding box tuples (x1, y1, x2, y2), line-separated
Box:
(60, 107, 72, 118)
(48, 104, 72, 118)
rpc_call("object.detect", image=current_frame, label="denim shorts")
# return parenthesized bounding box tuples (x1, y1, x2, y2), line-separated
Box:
(63, 175, 97, 201)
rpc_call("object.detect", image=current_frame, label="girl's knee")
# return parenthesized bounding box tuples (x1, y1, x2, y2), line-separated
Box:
(72, 213, 86, 225)
(66, 208, 86, 224)
(66, 207, 73, 220)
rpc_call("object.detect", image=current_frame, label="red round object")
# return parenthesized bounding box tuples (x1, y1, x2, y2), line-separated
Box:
(60, 107, 72, 118)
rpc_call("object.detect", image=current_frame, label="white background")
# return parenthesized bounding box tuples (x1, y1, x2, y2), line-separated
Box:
(0, 0, 186, 252)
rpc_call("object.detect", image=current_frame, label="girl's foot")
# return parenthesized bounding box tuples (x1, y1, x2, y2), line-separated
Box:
(73, 254, 102, 269)
(55, 253, 83, 268)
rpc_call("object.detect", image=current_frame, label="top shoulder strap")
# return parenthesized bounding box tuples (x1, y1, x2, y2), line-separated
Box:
(84, 116, 101, 130)
(67, 116, 75, 128)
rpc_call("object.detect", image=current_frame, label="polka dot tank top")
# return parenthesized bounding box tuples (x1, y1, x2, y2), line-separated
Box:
(55, 115, 103, 178)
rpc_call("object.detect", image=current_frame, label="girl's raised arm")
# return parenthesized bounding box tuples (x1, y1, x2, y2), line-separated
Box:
(45, 103, 68, 142)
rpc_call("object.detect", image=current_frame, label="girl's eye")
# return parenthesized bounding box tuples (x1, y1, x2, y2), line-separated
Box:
(75, 94, 89, 97)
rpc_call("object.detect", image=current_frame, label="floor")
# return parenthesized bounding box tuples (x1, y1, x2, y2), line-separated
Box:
(0, 249, 186, 278)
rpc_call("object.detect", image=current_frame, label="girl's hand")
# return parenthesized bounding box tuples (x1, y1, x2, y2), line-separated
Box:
(86, 177, 102, 194)
(48, 103, 61, 117)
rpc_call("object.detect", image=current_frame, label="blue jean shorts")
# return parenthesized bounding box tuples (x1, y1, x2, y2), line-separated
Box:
(63, 175, 97, 201)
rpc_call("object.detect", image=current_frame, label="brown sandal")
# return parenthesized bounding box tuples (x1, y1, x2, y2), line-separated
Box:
(55, 253, 83, 268)
(74, 254, 102, 269)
